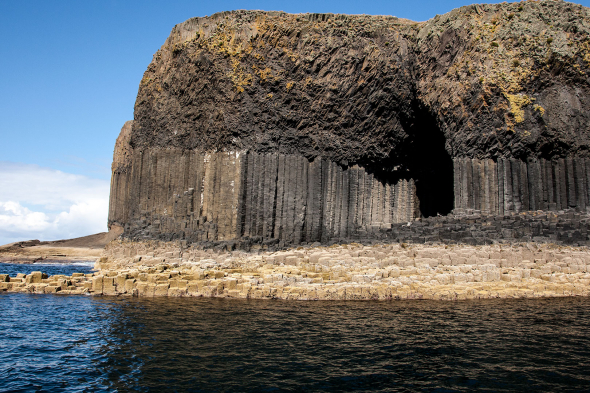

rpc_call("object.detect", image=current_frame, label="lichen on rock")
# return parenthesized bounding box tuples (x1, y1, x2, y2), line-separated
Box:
(505, 93, 533, 124)
(132, 1, 590, 164)
(107, 1, 590, 249)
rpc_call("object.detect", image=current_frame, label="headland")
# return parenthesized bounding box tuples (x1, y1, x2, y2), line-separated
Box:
(4, 0, 590, 300)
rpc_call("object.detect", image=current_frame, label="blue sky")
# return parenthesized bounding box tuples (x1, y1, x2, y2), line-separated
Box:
(0, 0, 588, 244)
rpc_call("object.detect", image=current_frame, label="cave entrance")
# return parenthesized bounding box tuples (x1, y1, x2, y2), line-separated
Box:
(403, 103, 455, 218)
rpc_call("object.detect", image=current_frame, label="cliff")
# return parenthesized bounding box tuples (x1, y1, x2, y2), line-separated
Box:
(109, 1, 590, 249)
(133, 1, 590, 161)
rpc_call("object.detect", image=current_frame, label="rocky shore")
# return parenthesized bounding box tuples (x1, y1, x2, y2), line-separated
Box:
(0, 230, 122, 264)
(2, 241, 590, 300)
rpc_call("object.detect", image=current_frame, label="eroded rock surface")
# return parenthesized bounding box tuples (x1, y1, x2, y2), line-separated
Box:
(4, 242, 590, 300)
(108, 1, 590, 248)
(133, 1, 590, 164)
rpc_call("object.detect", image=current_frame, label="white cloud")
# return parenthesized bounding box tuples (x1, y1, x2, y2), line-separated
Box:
(0, 162, 110, 245)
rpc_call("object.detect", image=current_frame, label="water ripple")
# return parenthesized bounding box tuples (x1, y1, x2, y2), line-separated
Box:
(1, 295, 590, 391)
(0, 262, 95, 277)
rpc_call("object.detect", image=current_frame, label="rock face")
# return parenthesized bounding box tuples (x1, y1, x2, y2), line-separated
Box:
(110, 1, 590, 248)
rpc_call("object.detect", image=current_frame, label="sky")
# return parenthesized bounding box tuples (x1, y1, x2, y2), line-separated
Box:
(1, 0, 589, 245)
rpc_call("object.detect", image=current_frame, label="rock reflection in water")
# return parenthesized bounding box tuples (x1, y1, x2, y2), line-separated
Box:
(93, 297, 590, 392)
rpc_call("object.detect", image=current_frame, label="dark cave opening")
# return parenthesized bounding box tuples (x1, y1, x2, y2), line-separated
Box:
(404, 104, 455, 218)
(361, 102, 455, 219)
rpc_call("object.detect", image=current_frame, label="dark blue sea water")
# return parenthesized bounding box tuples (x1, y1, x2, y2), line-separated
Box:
(0, 262, 94, 277)
(1, 264, 590, 392)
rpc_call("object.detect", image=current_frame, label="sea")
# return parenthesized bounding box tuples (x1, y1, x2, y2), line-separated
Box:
(1, 262, 590, 392)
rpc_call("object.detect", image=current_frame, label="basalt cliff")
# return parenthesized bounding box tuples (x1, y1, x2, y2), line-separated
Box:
(109, 0, 590, 249)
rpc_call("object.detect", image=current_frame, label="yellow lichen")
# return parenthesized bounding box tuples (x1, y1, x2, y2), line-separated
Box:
(533, 104, 545, 116)
(505, 93, 533, 123)
(286, 81, 295, 91)
(583, 41, 590, 65)
(228, 59, 252, 93)
(258, 67, 273, 82)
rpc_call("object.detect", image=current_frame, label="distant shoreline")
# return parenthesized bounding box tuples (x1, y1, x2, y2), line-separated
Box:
(0, 229, 122, 264)
(0, 256, 99, 265)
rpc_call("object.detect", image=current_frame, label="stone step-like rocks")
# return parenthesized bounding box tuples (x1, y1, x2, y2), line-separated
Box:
(6, 241, 586, 300)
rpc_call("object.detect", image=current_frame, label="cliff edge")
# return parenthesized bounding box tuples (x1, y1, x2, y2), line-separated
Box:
(133, 1, 590, 162)
(109, 1, 590, 249)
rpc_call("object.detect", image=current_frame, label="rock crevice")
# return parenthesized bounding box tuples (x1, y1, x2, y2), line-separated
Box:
(110, 1, 590, 247)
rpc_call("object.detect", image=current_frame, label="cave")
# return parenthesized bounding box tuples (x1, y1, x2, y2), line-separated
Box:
(413, 147, 455, 218)
(401, 103, 455, 218)
(107, 5, 590, 247)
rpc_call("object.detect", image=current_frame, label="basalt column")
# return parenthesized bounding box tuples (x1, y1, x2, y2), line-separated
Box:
(453, 158, 590, 215)
(109, 148, 420, 245)
(110, 5, 590, 246)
